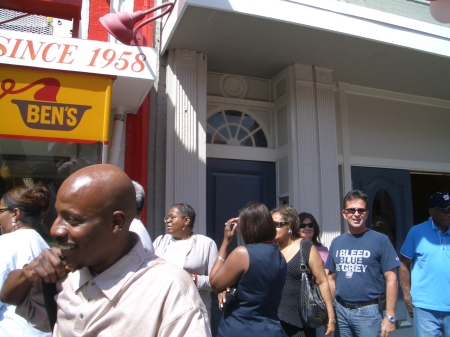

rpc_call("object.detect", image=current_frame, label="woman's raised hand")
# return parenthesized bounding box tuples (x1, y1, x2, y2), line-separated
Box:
(223, 217, 239, 245)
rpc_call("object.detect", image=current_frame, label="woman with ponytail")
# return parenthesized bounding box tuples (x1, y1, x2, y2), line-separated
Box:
(0, 184, 52, 336)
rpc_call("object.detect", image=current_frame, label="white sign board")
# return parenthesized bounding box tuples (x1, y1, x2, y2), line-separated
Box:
(0, 30, 157, 81)
(0, 30, 158, 111)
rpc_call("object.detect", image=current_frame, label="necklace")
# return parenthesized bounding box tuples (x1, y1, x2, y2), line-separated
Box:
(282, 239, 298, 256)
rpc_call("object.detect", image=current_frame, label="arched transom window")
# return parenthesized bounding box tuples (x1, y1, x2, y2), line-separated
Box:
(206, 110, 268, 148)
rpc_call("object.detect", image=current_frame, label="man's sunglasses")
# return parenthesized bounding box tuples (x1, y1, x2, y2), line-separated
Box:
(274, 221, 289, 228)
(344, 208, 368, 214)
(300, 223, 314, 229)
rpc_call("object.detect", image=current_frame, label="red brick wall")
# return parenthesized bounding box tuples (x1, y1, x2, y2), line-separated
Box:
(133, 0, 155, 47)
(88, 0, 111, 41)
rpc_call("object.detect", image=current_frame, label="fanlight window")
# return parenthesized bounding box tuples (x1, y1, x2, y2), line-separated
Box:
(206, 110, 268, 148)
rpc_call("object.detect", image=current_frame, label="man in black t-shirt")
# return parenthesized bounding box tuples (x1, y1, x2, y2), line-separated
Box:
(325, 190, 400, 337)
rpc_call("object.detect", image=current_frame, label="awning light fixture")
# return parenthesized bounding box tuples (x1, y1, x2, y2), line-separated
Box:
(99, 2, 174, 45)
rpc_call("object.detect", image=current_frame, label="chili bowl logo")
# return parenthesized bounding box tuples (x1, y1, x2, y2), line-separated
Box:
(11, 99, 92, 131)
(1, 77, 92, 132)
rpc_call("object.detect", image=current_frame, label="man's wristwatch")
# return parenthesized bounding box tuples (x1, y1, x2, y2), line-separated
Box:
(384, 315, 396, 324)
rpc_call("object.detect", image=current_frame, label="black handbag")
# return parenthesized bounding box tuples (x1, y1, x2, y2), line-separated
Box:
(298, 240, 328, 328)
(42, 280, 57, 331)
(224, 286, 238, 305)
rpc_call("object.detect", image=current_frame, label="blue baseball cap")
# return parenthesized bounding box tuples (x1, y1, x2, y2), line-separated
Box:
(428, 192, 450, 209)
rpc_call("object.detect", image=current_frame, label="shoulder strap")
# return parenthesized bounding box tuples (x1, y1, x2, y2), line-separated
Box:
(299, 240, 307, 272)
(299, 239, 314, 272)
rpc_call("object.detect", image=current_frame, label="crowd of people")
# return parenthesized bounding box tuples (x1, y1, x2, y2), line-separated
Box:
(0, 163, 448, 337)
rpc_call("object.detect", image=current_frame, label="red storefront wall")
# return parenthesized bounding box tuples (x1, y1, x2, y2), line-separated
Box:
(88, 0, 154, 225)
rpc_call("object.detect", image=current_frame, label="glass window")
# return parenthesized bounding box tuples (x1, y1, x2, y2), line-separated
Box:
(206, 126, 214, 143)
(242, 114, 259, 132)
(213, 133, 227, 145)
(253, 129, 268, 148)
(224, 110, 242, 124)
(206, 110, 268, 148)
(207, 112, 226, 129)
(0, 138, 102, 240)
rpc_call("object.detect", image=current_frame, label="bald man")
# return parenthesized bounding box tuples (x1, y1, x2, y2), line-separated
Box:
(0, 164, 210, 337)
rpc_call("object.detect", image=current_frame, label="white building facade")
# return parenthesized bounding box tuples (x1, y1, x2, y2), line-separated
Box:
(151, 0, 450, 335)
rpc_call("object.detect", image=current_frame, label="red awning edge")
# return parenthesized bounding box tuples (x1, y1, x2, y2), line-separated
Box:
(0, 0, 82, 20)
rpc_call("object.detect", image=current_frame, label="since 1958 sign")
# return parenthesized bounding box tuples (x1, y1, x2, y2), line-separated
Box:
(0, 30, 157, 81)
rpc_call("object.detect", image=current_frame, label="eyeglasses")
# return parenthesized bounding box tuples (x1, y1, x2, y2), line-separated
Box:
(163, 215, 186, 222)
(344, 208, 368, 214)
(300, 223, 315, 229)
(0, 207, 10, 214)
(274, 221, 289, 228)
(434, 207, 450, 214)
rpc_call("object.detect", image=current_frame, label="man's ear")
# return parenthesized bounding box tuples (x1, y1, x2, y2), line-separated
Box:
(112, 211, 126, 231)
(341, 210, 347, 220)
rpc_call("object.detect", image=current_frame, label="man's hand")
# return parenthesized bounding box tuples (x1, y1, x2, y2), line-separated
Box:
(23, 247, 67, 284)
(381, 317, 396, 337)
(399, 255, 413, 318)
(404, 294, 414, 318)
(1, 247, 67, 306)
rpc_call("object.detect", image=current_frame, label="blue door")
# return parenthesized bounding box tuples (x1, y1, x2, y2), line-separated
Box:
(351, 166, 414, 332)
(351, 167, 414, 251)
(206, 158, 276, 336)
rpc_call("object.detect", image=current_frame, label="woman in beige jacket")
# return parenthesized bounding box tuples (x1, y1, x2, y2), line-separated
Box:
(153, 203, 218, 319)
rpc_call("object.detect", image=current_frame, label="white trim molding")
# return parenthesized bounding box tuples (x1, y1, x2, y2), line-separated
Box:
(206, 144, 277, 162)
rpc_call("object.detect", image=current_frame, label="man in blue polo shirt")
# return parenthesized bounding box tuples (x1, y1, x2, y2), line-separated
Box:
(400, 191, 450, 337)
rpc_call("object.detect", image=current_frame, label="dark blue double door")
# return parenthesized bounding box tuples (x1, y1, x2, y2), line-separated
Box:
(206, 158, 276, 336)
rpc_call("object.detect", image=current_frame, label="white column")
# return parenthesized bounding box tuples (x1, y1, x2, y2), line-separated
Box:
(338, 82, 353, 200)
(315, 67, 341, 245)
(166, 50, 207, 235)
(289, 63, 341, 246)
(290, 64, 320, 215)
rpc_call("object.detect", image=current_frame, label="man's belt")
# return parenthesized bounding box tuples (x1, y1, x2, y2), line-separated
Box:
(336, 297, 378, 309)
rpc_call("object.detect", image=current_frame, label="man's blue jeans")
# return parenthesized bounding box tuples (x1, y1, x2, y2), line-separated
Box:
(334, 299, 382, 337)
(414, 307, 450, 337)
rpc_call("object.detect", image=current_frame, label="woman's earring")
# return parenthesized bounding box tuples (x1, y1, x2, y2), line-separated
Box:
(288, 229, 292, 234)
(12, 219, 16, 227)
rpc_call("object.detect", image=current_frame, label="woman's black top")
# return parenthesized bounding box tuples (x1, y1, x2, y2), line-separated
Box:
(278, 239, 313, 328)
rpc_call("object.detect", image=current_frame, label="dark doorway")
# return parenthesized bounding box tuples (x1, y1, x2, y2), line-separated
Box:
(411, 172, 450, 224)
(206, 158, 276, 336)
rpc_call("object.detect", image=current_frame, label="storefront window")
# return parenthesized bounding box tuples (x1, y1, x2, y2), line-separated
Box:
(0, 138, 102, 238)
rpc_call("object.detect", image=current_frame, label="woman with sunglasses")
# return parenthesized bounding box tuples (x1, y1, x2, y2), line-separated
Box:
(153, 203, 218, 321)
(298, 212, 329, 264)
(272, 206, 335, 337)
(0, 184, 52, 336)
